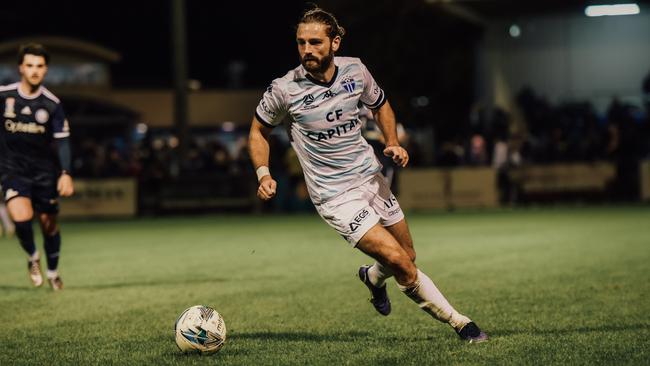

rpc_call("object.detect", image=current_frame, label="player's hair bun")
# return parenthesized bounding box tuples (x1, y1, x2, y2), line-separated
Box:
(299, 6, 345, 39)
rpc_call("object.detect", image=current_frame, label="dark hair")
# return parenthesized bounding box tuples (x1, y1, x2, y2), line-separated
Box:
(17, 43, 50, 65)
(298, 6, 346, 39)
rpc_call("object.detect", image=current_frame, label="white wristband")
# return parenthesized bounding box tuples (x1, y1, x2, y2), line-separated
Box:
(256, 166, 271, 182)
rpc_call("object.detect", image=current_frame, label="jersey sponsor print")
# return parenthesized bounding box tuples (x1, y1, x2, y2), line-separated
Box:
(0, 83, 69, 175)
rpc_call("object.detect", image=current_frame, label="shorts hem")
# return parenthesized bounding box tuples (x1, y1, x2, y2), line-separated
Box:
(4, 193, 28, 204)
(381, 212, 405, 228)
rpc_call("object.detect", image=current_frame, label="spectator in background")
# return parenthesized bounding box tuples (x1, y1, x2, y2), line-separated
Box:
(206, 141, 232, 175)
(104, 144, 129, 176)
(231, 136, 253, 177)
(438, 139, 464, 167)
(266, 134, 290, 212)
(361, 107, 409, 190)
(284, 148, 311, 211)
(467, 134, 488, 166)
(642, 71, 650, 158)
(180, 141, 206, 174)
(607, 99, 642, 200)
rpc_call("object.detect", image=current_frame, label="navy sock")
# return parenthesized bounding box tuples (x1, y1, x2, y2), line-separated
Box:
(14, 220, 36, 257)
(44, 232, 61, 271)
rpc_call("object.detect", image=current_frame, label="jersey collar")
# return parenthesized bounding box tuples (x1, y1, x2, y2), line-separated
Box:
(305, 65, 339, 88)
(17, 84, 43, 100)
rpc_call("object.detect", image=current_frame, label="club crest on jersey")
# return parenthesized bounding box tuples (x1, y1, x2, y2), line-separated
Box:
(35, 109, 49, 124)
(4, 98, 16, 118)
(340, 76, 356, 93)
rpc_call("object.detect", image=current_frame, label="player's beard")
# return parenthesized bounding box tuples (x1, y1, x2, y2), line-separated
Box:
(24, 74, 43, 90)
(28, 79, 42, 89)
(301, 50, 334, 75)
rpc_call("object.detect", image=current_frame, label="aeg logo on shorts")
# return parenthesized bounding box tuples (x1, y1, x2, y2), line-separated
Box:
(349, 208, 370, 232)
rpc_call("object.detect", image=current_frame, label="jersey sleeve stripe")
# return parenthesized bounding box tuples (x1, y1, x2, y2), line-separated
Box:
(54, 132, 70, 138)
(41, 88, 61, 104)
(365, 89, 386, 109)
(255, 111, 277, 128)
(0, 83, 19, 92)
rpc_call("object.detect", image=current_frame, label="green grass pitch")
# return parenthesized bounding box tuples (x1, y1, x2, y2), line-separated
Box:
(1, 206, 649, 365)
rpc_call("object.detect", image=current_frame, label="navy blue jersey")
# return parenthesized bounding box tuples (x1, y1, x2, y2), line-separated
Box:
(0, 83, 70, 176)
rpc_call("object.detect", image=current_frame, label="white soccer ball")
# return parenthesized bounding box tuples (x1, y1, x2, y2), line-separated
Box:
(174, 305, 227, 354)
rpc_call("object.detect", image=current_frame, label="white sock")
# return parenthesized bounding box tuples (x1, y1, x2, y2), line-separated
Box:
(46, 270, 59, 279)
(29, 251, 40, 262)
(367, 262, 393, 287)
(398, 269, 471, 330)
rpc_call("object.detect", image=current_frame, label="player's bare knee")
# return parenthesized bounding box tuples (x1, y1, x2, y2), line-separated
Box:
(7, 199, 33, 222)
(44, 225, 59, 236)
(384, 251, 415, 279)
(39, 216, 58, 236)
(43, 221, 59, 236)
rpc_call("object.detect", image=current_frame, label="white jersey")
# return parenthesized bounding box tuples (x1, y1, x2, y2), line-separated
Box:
(255, 57, 387, 204)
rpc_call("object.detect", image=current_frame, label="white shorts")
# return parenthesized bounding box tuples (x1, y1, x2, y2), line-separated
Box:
(314, 174, 405, 246)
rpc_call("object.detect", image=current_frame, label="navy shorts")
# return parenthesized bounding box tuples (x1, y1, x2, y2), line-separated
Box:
(1, 172, 59, 214)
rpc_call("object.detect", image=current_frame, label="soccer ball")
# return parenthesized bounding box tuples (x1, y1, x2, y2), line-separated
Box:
(174, 305, 227, 354)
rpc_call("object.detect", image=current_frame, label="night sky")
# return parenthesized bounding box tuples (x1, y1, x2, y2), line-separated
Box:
(1, 0, 315, 87)
(1, 0, 483, 129)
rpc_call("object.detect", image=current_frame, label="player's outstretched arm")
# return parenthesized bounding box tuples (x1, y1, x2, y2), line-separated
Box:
(56, 136, 74, 197)
(248, 116, 277, 201)
(373, 100, 409, 167)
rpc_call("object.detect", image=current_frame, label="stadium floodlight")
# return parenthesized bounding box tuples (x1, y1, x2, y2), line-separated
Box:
(585, 4, 640, 17)
(509, 24, 521, 38)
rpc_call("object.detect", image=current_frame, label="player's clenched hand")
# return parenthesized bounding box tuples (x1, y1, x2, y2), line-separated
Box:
(57, 173, 74, 197)
(383, 145, 409, 167)
(257, 176, 277, 201)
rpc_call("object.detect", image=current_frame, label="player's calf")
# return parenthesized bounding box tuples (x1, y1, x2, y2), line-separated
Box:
(14, 220, 37, 256)
(14, 220, 42, 287)
(398, 268, 488, 342)
(43, 231, 61, 273)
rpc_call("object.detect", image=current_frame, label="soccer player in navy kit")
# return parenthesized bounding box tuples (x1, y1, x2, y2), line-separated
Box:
(249, 8, 487, 342)
(0, 44, 74, 290)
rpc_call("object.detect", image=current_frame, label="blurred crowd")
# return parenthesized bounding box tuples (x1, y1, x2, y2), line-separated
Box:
(72, 133, 251, 180)
(70, 93, 650, 177)
(70, 83, 650, 206)
(435, 88, 649, 169)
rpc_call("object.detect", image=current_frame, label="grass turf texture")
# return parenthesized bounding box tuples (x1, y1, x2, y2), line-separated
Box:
(0, 206, 648, 365)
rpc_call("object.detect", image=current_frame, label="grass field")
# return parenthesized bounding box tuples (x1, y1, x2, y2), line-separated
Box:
(1, 206, 649, 365)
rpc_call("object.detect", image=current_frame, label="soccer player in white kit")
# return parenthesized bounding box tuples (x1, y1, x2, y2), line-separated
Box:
(248, 7, 487, 343)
